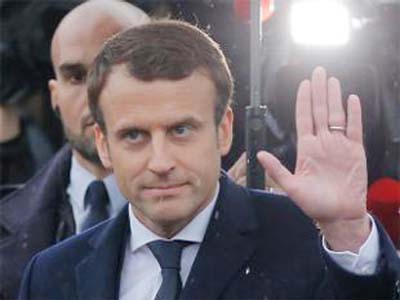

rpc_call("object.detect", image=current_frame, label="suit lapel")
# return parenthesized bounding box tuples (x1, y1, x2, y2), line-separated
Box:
(180, 174, 258, 300)
(76, 207, 129, 300)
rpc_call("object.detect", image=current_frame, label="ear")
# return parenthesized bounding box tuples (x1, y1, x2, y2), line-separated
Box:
(94, 124, 113, 169)
(48, 79, 59, 111)
(218, 107, 234, 156)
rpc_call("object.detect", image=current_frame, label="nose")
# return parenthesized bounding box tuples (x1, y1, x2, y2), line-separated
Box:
(147, 135, 175, 175)
(78, 90, 90, 117)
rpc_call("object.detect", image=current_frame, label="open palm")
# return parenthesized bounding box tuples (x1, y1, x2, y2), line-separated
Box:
(258, 67, 368, 225)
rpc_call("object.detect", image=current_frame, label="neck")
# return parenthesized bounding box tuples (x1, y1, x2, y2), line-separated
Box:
(72, 149, 110, 179)
(0, 105, 21, 142)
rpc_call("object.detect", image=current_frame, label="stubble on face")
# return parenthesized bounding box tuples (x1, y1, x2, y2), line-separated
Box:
(62, 111, 101, 165)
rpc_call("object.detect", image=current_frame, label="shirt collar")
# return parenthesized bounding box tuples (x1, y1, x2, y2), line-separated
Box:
(68, 155, 126, 214)
(68, 156, 96, 211)
(128, 182, 220, 253)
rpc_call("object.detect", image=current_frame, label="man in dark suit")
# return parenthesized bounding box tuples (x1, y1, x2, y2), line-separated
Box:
(0, 1, 149, 299)
(20, 21, 400, 300)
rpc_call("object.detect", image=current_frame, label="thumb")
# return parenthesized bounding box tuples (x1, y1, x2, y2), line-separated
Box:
(257, 151, 293, 192)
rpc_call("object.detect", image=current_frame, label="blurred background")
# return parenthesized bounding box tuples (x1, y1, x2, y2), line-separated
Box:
(1, 0, 399, 244)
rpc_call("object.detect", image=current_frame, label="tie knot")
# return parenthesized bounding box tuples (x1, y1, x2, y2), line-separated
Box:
(148, 240, 190, 270)
(84, 180, 109, 209)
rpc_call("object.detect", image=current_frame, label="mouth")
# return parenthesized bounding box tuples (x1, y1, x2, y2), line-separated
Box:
(142, 182, 189, 198)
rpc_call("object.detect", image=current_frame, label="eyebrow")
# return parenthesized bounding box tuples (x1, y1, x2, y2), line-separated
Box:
(166, 116, 203, 129)
(58, 63, 87, 76)
(115, 116, 204, 134)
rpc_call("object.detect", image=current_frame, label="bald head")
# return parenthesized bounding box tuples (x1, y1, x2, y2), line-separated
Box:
(51, 0, 149, 66)
(48, 0, 149, 168)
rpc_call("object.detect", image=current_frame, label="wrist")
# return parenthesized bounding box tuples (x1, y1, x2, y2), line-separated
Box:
(319, 214, 371, 253)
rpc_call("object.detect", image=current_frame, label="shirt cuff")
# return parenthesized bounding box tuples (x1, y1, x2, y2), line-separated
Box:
(322, 214, 379, 275)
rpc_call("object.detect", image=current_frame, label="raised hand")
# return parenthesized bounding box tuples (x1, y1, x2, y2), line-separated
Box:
(257, 67, 370, 252)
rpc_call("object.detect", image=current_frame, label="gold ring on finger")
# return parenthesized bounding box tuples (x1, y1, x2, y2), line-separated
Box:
(328, 125, 346, 133)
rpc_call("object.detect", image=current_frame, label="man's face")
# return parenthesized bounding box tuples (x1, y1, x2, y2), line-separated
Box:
(95, 67, 233, 237)
(48, 27, 112, 164)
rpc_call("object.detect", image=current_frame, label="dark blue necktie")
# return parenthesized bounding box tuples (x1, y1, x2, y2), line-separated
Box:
(148, 240, 190, 300)
(81, 180, 109, 231)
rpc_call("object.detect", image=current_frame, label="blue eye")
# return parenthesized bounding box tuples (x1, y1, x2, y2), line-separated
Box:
(173, 125, 191, 137)
(125, 130, 144, 142)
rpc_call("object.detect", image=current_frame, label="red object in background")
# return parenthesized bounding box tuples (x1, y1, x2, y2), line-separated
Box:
(234, 0, 274, 22)
(367, 178, 400, 247)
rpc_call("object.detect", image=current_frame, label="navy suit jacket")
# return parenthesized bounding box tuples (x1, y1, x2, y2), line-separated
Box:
(19, 173, 400, 299)
(0, 145, 75, 300)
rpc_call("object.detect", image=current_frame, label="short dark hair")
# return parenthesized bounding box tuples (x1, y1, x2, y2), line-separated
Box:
(87, 20, 234, 131)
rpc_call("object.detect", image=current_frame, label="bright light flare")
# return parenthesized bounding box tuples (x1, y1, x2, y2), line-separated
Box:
(290, 0, 350, 47)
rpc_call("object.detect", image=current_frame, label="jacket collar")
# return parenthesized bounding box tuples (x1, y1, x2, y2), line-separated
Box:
(180, 172, 258, 299)
(75, 206, 129, 300)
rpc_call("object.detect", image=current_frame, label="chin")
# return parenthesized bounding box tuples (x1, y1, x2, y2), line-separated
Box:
(152, 203, 193, 224)
(152, 200, 189, 219)
(154, 214, 192, 237)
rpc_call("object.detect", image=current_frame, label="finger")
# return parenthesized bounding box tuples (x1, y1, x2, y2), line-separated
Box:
(346, 95, 363, 144)
(311, 67, 329, 133)
(265, 176, 282, 191)
(296, 80, 313, 137)
(327, 77, 346, 129)
(236, 176, 247, 187)
(257, 151, 294, 193)
(236, 152, 247, 175)
(227, 152, 247, 180)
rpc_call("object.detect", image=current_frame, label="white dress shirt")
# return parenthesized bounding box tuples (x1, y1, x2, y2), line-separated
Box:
(119, 184, 220, 300)
(323, 214, 379, 275)
(119, 182, 380, 300)
(67, 156, 126, 233)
